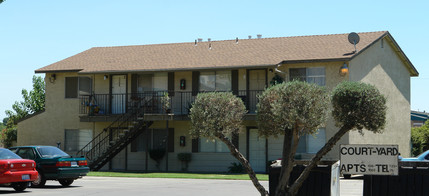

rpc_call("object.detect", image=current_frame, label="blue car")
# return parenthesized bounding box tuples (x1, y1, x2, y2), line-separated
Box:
(400, 150, 429, 161)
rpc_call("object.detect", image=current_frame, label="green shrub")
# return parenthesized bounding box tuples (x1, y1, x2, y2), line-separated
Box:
(411, 121, 429, 156)
(149, 148, 165, 169)
(178, 153, 192, 171)
(228, 162, 244, 173)
(177, 153, 192, 162)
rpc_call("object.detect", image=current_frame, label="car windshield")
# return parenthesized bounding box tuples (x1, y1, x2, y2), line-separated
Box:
(0, 148, 22, 159)
(36, 146, 70, 158)
(417, 151, 429, 158)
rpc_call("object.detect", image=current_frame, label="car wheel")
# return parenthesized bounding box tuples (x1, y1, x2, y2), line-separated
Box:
(12, 182, 28, 192)
(32, 172, 46, 187)
(59, 179, 74, 186)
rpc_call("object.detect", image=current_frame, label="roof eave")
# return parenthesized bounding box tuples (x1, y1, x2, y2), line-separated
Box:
(35, 69, 83, 74)
(77, 64, 278, 74)
(280, 58, 352, 65)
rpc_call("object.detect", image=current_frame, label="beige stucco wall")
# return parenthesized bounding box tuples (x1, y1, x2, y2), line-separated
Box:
(17, 72, 95, 148)
(348, 37, 412, 157)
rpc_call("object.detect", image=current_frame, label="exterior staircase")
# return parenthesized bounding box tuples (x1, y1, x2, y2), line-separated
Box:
(76, 101, 153, 171)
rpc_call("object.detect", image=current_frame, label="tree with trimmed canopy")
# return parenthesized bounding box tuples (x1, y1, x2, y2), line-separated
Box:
(189, 92, 269, 196)
(257, 81, 386, 196)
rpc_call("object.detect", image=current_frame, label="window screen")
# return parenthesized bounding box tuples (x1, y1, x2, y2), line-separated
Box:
(199, 71, 231, 91)
(65, 77, 78, 98)
(65, 77, 92, 98)
(199, 137, 229, 153)
(289, 67, 325, 86)
(131, 129, 168, 152)
(79, 77, 92, 95)
(65, 129, 93, 152)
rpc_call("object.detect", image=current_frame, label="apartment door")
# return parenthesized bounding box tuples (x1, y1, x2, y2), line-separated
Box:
(248, 128, 266, 173)
(112, 75, 127, 114)
(248, 70, 266, 112)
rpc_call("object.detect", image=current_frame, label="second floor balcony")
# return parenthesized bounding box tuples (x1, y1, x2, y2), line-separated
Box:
(79, 90, 262, 121)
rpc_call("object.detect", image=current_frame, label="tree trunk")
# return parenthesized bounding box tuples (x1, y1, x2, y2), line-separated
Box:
(216, 134, 269, 196)
(288, 125, 352, 196)
(275, 128, 299, 196)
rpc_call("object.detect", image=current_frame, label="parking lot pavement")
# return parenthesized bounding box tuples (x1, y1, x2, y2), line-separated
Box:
(0, 176, 363, 196)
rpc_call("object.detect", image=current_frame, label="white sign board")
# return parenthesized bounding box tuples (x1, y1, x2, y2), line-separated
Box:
(330, 161, 340, 196)
(340, 144, 399, 176)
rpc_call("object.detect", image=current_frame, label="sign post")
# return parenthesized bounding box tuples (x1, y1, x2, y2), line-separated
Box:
(340, 144, 399, 176)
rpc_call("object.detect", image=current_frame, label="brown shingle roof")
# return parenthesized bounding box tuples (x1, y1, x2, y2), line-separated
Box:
(34, 31, 418, 76)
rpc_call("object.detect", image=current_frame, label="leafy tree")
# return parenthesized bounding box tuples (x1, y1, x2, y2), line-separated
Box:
(189, 92, 269, 196)
(0, 118, 6, 130)
(3, 76, 45, 147)
(257, 81, 330, 196)
(411, 121, 429, 156)
(5, 76, 45, 121)
(0, 118, 6, 143)
(2, 118, 8, 125)
(0, 0, 4, 4)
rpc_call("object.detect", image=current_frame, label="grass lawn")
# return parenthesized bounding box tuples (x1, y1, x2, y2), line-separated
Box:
(88, 171, 268, 181)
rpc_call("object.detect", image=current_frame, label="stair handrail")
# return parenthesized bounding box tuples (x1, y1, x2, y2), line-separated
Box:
(76, 98, 147, 160)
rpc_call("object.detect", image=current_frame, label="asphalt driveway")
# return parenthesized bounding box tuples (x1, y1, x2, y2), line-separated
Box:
(0, 176, 363, 196)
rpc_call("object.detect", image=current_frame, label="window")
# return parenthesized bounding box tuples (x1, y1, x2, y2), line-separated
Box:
(199, 137, 229, 153)
(289, 67, 325, 86)
(131, 129, 168, 152)
(138, 73, 168, 93)
(65, 77, 78, 98)
(64, 129, 93, 152)
(65, 77, 92, 98)
(199, 71, 231, 91)
(297, 128, 326, 154)
(16, 148, 36, 160)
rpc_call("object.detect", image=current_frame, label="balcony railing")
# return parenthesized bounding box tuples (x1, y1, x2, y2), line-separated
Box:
(79, 90, 263, 116)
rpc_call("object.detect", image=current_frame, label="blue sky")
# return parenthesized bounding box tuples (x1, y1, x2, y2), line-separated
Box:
(0, 0, 428, 120)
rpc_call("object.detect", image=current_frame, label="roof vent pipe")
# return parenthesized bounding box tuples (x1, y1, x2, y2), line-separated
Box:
(236, 37, 238, 44)
(248, 35, 252, 39)
(257, 34, 262, 39)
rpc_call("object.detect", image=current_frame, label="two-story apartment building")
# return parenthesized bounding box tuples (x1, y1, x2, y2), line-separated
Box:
(17, 31, 418, 173)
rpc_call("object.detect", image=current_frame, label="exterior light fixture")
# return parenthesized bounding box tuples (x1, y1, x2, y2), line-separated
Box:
(49, 74, 56, 83)
(104, 75, 108, 80)
(340, 63, 349, 76)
